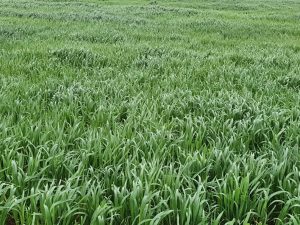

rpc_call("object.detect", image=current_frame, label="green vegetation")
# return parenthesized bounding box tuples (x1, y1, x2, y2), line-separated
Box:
(1, 0, 300, 224)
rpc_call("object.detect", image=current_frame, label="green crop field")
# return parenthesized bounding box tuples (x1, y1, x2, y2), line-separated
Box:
(1, 0, 300, 224)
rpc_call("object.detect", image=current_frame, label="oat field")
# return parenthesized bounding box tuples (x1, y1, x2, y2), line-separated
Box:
(1, 0, 300, 224)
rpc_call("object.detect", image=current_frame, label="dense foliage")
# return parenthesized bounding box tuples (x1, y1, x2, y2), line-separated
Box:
(1, 0, 300, 224)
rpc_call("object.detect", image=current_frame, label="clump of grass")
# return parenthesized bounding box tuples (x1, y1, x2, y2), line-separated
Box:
(51, 48, 108, 68)
(71, 30, 126, 44)
(277, 75, 300, 89)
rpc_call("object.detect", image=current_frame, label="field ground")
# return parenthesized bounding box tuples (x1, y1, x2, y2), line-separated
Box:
(1, 0, 300, 224)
